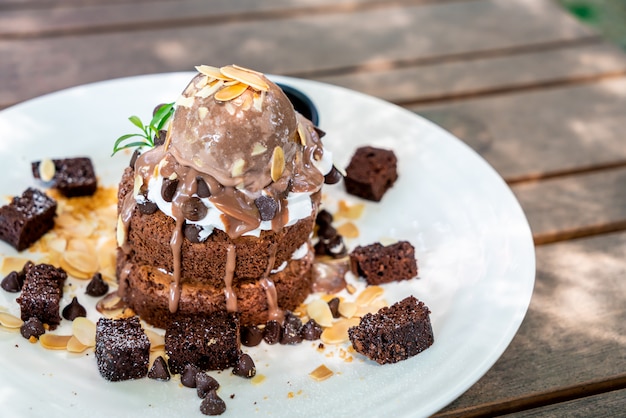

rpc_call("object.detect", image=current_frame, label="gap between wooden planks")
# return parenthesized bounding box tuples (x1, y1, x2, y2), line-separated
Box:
(432, 372, 626, 417)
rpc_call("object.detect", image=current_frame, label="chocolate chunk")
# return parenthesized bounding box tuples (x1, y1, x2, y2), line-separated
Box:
(129, 149, 141, 169)
(318, 224, 337, 240)
(20, 317, 45, 340)
(324, 166, 343, 185)
(263, 320, 281, 345)
(161, 178, 179, 202)
(1, 271, 22, 293)
(148, 356, 171, 381)
(344, 146, 398, 202)
(184, 223, 208, 244)
(328, 298, 340, 319)
(86, 273, 109, 297)
(300, 319, 323, 341)
(62, 297, 87, 321)
(196, 177, 211, 198)
(197, 373, 220, 398)
(137, 193, 158, 215)
(17, 263, 67, 329)
(95, 317, 150, 381)
(349, 241, 418, 285)
(154, 130, 167, 146)
(280, 313, 303, 345)
(182, 197, 208, 221)
(315, 210, 333, 228)
(181, 364, 201, 388)
(254, 195, 278, 221)
(326, 235, 347, 258)
(200, 390, 226, 416)
(0, 188, 57, 251)
(232, 353, 256, 378)
(241, 325, 264, 347)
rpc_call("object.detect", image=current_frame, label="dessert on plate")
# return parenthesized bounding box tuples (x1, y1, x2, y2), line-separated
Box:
(115, 65, 335, 328)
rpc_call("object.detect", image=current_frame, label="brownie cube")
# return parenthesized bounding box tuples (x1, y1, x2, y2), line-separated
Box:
(165, 313, 241, 374)
(0, 188, 56, 251)
(16, 263, 67, 329)
(32, 157, 97, 197)
(95, 317, 150, 381)
(344, 146, 397, 201)
(348, 296, 434, 364)
(349, 241, 417, 285)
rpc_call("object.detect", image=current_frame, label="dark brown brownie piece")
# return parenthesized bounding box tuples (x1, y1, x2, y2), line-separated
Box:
(348, 296, 434, 364)
(349, 241, 417, 285)
(165, 313, 241, 374)
(95, 316, 150, 381)
(0, 188, 56, 251)
(16, 263, 67, 329)
(32, 157, 97, 197)
(344, 146, 397, 201)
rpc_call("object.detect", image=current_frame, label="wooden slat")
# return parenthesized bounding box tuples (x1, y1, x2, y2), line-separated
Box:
(0, 0, 594, 107)
(436, 231, 626, 415)
(413, 77, 626, 182)
(508, 389, 626, 417)
(511, 167, 626, 245)
(315, 41, 626, 105)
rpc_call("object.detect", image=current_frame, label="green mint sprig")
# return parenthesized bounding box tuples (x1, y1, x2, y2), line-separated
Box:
(112, 102, 175, 155)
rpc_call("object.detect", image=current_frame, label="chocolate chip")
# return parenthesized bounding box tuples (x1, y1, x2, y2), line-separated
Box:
(137, 196, 158, 215)
(327, 297, 340, 319)
(129, 149, 140, 169)
(324, 165, 343, 185)
(314, 126, 326, 138)
(254, 195, 278, 221)
(326, 235, 347, 258)
(315, 210, 333, 228)
(182, 197, 208, 221)
(314, 240, 328, 257)
(196, 177, 211, 198)
(62, 297, 87, 321)
(200, 390, 226, 416)
(300, 319, 323, 341)
(241, 325, 264, 347)
(161, 178, 179, 202)
(280, 313, 303, 345)
(154, 130, 167, 146)
(232, 353, 256, 378)
(181, 364, 201, 388)
(184, 223, 208, 244)
(197, 373, 220, 398)
(263, 320, 281, 345)
(148, 356, 170, 381)
(1, 271, 22, 293)
(20, 317, 45, 340)
(85, 273, 109, 297)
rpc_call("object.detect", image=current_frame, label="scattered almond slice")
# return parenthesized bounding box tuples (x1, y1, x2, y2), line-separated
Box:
(66, 336, 90, 353)
(144, 329, 165, 351)
(336, 200, 365, 220)
(72, 317, 96, 347)
(309, 364, 334, 381)
(320, 317, 360, 344)
(39, 159, 56, 182)
(1, 257, 30, 275)
(196, 80, 224, 99)
(336, 222, 359, 239)
(306, 299, 333, 328)
(338, 301, 357, 319)
(0, 312, 24, 329)
(195, 65, 231, 81)
(355, 285, 384, 306)
(355, 298, 388, 317)
(60, 252, 98, 279)
(251, 142, 267, 156)
(39, 334, 72, 350)
(220, 65, 269, 92)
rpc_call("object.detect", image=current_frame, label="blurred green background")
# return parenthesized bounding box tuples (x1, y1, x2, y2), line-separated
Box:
(558, 0, 626, 50)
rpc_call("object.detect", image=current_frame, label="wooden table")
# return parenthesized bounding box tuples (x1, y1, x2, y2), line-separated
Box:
(2, 0, 626, 416)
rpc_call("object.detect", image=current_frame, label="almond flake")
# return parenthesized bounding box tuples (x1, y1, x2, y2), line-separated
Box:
(72, 317, 96, 347)
(144, 329, 165, 350)
(195, 80, 224, 99)
(195, 75, 209, 89)
(320, 317, 360, 345)
(39, 159, 56, 182)
(116, 215, 126, 247)
(336, 200, 365, 220)
(175, 95, 195, 108)
(195, 65, 232, 81)
(1, 256, 31, 275)
(336, 222, 359, 239)
(197, 107, 209, 120)
(355, 286, 384, 306)
(252, 91, 265, 112)
(215, 83, 248, 102)
(66, 336, 90, 353)
(62, 250, 99, 276)
(220, 65, 269, 92)
(306, 299, 333, 328)
(231, 158, 245, 177)
(338, 301, 357, 319)
(270, 146, 285, 182)
(251, 143, 267, 156)
(297, 123, 308, 146)
(0, 312, 24, 329)
(40, 334, 72, 350)
(133, 174, 143, 197)
(309, 364, 334, 381)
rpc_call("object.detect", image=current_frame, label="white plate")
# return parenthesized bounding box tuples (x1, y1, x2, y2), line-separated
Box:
(0, 73, 535, 417)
